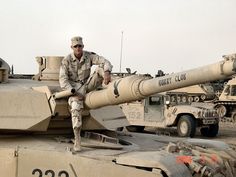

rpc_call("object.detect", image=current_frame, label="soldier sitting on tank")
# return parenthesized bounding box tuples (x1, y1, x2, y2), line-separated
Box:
(59, 36, 113, 152)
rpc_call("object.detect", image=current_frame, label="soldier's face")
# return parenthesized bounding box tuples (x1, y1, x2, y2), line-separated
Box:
(72, 44, 84, 58)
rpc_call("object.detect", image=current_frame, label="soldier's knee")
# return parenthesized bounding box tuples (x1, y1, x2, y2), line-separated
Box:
(71, 101, 83, 110)
(68, 96, 84, 110)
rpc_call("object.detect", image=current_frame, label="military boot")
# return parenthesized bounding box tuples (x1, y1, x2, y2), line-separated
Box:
(73, 127, 81, 152)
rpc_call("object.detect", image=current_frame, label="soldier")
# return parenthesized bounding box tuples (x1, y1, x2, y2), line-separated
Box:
(59, 36, 113, 152)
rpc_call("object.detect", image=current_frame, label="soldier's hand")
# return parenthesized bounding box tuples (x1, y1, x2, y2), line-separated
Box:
(103, 71, 111, 85)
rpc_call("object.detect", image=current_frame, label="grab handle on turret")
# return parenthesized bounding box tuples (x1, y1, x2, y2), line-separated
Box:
(53, 89, 75, 99)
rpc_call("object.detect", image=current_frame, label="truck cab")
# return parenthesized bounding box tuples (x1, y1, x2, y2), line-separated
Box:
(219, 78, 236, 101)
(214, 77, 236, 122)
(121, 92, 219, 137)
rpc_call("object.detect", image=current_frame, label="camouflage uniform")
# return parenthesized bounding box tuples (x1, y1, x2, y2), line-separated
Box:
(59, 51, 112, 151)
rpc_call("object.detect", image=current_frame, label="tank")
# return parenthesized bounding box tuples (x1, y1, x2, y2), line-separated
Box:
(170, 84, 216, 102)
(1, 54, 236, 177)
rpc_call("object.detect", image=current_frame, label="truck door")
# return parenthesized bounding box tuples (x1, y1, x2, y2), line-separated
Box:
(144, 95, 164, 122)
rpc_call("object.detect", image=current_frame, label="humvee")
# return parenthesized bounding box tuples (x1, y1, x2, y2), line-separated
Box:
(122, 92, 219, 137)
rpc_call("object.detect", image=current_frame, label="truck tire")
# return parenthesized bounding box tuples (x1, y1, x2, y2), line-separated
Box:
(200, 123, 219, 137)
(126, 126, 145, 132)
(215, 105, 227, 117)
(200, 94, 206, 101)
(194, 96, 200, 102)
(232, 113, 236, 123)
(177, 115, 196, 137)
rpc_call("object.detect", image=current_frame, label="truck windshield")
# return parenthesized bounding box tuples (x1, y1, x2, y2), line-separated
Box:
(149, 96, 162, 105)
(231, 85, 236, 96)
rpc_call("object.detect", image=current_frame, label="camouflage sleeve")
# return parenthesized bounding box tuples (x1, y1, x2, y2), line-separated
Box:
(90, 52, 113, 72)
(59, 58, 73, 90)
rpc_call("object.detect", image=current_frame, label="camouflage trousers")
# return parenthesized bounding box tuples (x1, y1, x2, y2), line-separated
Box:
(68, 67, 104, 129)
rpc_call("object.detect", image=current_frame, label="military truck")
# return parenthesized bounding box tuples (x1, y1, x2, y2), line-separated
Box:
(122, 91, 219, 137)
(214, 75, 236, 122)
(1, 54, 236, 177)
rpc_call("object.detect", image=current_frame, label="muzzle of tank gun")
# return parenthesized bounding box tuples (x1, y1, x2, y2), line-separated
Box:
(53, 89, 76, 99)
(223, 53, 236, 72)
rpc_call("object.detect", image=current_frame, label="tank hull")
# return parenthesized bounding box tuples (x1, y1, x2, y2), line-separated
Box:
(0, 132, 234, 177)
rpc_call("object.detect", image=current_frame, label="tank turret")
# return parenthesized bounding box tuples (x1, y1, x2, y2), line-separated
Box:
(0, 54, 235, 133)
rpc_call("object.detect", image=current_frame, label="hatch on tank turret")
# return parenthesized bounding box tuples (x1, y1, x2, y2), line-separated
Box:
(0, 58, 10, 83)
(32, 56, 64, 81)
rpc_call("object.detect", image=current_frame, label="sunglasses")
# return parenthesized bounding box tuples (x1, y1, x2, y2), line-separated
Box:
(73, 45, 83, 48)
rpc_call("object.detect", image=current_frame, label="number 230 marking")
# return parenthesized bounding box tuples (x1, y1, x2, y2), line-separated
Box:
(32, 168, 69, 177)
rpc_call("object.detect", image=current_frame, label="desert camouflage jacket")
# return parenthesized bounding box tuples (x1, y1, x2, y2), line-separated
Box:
(59, 51, 112, 91)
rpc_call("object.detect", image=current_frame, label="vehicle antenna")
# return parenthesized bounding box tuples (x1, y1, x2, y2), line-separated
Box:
(119, 31, 124, 73)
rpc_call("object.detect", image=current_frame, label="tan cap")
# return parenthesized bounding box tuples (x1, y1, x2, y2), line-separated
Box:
(71, 36, 84, 47)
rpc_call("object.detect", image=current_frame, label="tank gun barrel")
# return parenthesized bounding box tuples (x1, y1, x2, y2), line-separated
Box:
(85, 54, 236, 109)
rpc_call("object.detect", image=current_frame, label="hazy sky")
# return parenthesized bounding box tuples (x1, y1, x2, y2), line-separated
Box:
(0, 0, 235, 75)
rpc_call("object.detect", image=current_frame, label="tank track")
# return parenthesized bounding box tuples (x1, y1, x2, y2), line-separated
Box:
(220, 117, 236, 127)
(216, 101, 236, 105)
(215, 102, 236, 126)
